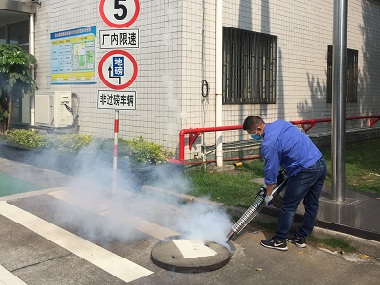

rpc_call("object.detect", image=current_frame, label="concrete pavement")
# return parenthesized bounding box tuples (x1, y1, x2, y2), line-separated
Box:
(0, 157, 379, 284)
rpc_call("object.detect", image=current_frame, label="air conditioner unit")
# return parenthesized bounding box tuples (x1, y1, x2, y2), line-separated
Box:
(35, 91, 73, 127)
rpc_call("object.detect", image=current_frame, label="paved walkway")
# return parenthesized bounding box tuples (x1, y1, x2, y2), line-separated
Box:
(251, 176, 380, 240)
(0, 157, 379, 285)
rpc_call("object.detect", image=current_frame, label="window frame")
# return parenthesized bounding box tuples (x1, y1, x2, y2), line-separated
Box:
(326, 45, 358, 103)
(222, 27, 277, 104)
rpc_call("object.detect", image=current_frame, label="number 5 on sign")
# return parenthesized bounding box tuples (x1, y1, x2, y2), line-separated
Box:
(99, 0, 140, 28)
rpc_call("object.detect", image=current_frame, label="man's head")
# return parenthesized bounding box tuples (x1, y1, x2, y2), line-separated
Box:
(243, 116, 265, 138)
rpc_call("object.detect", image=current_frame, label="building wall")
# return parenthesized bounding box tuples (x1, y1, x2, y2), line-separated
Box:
(34, 0, 184, 153)
(218, 0, 380, 133)
(33, 0, 380, 159)
(181, 0, 380, 159)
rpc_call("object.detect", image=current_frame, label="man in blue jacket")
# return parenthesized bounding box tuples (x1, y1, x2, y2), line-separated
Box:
(243, 116, 327, 251)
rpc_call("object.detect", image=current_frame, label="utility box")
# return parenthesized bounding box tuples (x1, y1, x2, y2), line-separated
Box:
(35, 93, 54, 126)
(35, 91, 73, 127)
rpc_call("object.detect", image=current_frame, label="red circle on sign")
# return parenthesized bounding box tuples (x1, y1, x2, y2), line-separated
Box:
(98, 50, 138, 90)
(99, 0, 140, 28)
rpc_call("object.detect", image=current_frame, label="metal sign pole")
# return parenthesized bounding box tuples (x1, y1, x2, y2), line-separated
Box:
(112, 110, 119, 194)
(98, 0, 140, 194)
(331, 0, 348, 202)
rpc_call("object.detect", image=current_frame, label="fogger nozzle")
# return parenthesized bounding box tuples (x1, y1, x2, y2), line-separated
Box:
(226, 230, 236, 242)
(225, 171, 288, 241)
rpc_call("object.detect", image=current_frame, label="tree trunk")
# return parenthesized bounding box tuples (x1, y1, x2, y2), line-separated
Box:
(0, 96, 6, 134)
(7, 93, 12, 131)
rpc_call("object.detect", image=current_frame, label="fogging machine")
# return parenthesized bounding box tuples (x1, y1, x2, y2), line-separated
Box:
(226, 170, 288, 242)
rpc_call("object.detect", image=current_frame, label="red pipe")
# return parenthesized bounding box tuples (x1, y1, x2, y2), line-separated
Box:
(179, 125, 243, 161)
(168, 155, 261, 165)
(178, 115, 380, 162)
(291, 115, 380, 132)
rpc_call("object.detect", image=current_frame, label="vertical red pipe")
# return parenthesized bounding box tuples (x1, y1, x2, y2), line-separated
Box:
(179, 130, 185, 161)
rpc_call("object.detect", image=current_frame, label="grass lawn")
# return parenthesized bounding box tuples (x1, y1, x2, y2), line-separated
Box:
(187, 137, 380, 208)
(321, 138, 380, 194)
(186, 138, 380, 254)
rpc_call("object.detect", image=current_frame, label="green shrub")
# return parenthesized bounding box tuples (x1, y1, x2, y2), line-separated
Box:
(6, 129, 46, 148)
(44, 134, 93, 152)
(3, 130, 173, 165)
(121, 136, 174, 164)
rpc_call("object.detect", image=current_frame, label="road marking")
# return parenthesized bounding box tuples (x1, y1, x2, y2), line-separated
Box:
(48, 189, 180, 240)
(0, 264, 28, 285)
(0, 187, 64, 201)
(0, 201, 153, 283)
(173, 240, 217, 258)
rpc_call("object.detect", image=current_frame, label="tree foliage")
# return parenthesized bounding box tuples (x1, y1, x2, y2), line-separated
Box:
(0, 44, 37, 133)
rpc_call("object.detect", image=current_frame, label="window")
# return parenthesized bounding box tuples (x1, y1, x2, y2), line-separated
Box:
(10, 20, 30, 51)
(0, 25, 5, 44)
(0, 20, 31, 126)
(0, 21, 29, 49)
(223, 27, 277, 104)
(327, 45, 358, 103)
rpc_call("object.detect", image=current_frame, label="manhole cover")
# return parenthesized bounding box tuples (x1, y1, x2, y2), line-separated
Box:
(151, 239, 231, 273)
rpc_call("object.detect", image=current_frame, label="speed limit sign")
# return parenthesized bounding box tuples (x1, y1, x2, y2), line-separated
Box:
(99, 0, 140, 28)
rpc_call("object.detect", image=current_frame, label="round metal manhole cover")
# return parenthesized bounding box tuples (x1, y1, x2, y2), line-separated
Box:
(151, 239, 231, 273)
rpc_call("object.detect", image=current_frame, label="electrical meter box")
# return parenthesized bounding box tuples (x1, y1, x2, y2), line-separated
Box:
(35, 91, 72, 127)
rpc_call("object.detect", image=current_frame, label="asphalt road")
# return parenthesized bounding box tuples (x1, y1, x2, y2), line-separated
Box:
(0, 157, 379, 285)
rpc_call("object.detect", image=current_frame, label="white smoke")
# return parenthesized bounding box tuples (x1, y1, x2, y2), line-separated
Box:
(47, 141, 233, 247)
(171, 201, 232, 246)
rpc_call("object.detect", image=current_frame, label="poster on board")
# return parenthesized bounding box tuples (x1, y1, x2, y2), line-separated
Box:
(51, 26, 96, 84)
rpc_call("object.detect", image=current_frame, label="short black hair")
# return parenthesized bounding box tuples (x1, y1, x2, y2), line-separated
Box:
(243, 116, 264, 131)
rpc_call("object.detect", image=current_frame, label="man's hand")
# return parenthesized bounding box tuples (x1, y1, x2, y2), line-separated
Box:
(264, 194, 273, 206)
(264, 184, 276, 206)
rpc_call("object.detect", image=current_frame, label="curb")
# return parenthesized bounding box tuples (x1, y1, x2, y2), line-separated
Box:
(311, 227, 380, 258)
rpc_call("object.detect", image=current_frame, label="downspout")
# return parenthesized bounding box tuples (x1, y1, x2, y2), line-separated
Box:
(29, 13, 35, 125)
(215, 0, 223, 166)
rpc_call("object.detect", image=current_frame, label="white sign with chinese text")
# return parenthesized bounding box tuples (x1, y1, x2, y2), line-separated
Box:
(99, 29, 139, 49)
(97, 90, 136, 110)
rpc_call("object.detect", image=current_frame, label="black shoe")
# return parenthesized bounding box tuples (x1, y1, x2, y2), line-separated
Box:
(260, 237, 288, 251)
(287, 233, 307, 248)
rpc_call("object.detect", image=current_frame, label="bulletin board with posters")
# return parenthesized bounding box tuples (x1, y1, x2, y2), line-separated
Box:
(50, 26, 96, 84)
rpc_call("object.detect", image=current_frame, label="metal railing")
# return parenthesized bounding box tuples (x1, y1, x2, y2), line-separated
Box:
(291, 115, 380, 133)
(175, 115, 380, 163)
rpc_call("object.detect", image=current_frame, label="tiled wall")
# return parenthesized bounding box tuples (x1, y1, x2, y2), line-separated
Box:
(191, 0, 380, 151)
(33, 0, 380, 159)
(34, 0, 184, 151)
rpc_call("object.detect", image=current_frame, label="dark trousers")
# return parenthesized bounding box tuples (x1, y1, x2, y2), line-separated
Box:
(275, 158, 327, 240)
